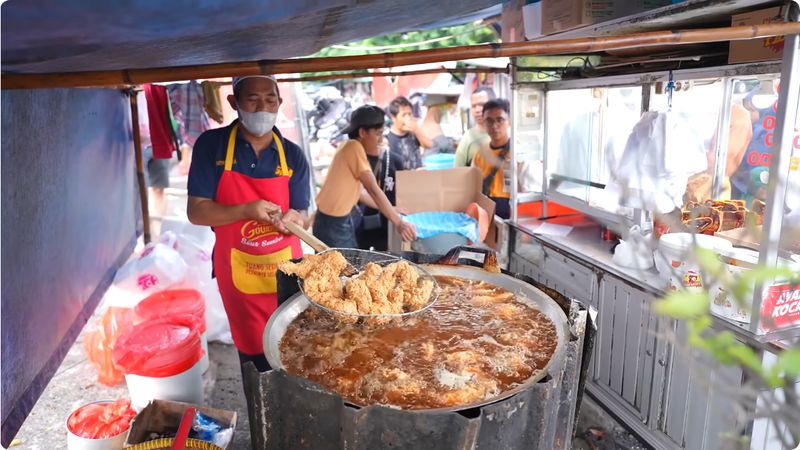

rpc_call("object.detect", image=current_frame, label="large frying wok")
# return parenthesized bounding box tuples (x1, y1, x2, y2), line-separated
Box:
(263, 247, 571, 413)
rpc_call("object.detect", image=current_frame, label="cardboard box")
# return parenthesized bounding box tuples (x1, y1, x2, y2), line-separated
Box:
(126, 400, 237, 449)
(502, 0, 526, 42)
(388, 167, 497, 252)
(541, 0, 623, 35)
(541, 0, 672, 36)
(729, 7, 785, 64)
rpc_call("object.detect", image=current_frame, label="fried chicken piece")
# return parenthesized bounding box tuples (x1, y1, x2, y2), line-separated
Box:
(470, 291, 514, 306)
(389, 260, 419, 290)
(345, 278, 373, 314)
(404, 279, 434, 311)
(492, 303, 523, 319)
(370, 299, 403, 315)
(361, 262, 383, 281)
(440, 382, 488, 406)
(420, 341, 436, 359)
(278, 253, 323, 278)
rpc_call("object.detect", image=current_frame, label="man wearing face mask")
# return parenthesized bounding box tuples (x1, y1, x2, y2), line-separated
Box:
(187, 75, 310, 373)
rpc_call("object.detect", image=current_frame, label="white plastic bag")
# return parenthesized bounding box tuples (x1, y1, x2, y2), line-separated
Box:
(612, 226, 654, 270)
(160, 230, 232, 344)
(608, 111, 707, 214)
(112, 243, 188, 304)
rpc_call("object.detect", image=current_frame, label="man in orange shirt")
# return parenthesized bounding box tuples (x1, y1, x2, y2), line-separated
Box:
(472, 99, 512, 219)
(314, 105, 416, 247)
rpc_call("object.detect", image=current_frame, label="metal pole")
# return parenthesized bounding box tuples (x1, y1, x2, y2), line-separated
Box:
(511, 62, 519, 223)
(712, 77, 733, 198)
(541, 84, 549, 220)
(129, 89, 152, 244)
(291, 81, 317, 213)
(749, 2, 800, 334)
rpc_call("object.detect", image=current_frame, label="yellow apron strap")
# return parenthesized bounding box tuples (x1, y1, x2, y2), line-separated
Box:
(224, 124, 239, 172)
(273, 131, 290, 176)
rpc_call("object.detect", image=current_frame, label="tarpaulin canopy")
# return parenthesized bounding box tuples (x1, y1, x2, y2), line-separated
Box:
(2, 0, 501, 74)
(0, 1, 501, 446)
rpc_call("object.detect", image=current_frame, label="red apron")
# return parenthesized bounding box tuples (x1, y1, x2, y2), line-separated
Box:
(213, 124, 302, 355)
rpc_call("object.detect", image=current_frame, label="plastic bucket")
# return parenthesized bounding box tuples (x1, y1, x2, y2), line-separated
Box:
(423, 153, 455, 170)
(134, 289, 208, 372)
(113, 319, 204, 411)
(124, 360, 203, 411)
(66, 401, 132, 450)
(655, 233, 732, 292)
(710, 248, 799, 324)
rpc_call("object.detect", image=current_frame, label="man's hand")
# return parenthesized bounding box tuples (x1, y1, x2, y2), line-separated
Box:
(398, 220, 416, 242)
(242, 200, 282, 223)
(278, 209, 305, 234)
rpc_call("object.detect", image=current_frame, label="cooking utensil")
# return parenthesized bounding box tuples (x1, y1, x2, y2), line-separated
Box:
(283, 221, 328, 253)
(264, 246, 569, 412)
(295, 248, 439, 320)
(283, 221, 358, 276)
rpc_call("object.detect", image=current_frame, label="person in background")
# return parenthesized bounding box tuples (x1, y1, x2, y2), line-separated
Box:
(455, 86, 495, 167)
(386, 96, 433, 170)
(315, 105, 416, 247)
(137, 90, 171, 238)
(419, 102, 456, 157)
(353, 135, 404, 251)
(472, 99, 512, 220)
(186, 75, 310, 373)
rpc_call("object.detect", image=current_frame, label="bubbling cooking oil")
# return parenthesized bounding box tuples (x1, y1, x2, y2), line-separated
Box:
(279, 276, 558, 409)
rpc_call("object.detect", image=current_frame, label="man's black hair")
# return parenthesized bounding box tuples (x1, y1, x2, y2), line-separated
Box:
(472, 86, 496, 99)
(483, 98, 510, 115)
(347, 122, 384, 139)
(387, 96, 413, 117)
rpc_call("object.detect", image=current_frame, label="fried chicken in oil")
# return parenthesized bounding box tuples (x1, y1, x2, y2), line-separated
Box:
(278, 251, 435, 316)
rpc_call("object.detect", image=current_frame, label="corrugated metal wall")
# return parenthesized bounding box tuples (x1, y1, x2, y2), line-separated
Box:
(1, 88, 140, 446)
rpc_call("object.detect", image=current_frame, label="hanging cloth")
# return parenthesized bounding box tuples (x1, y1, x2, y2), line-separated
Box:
(143, 84, 177, 160)
(167, 81, 209, 147)
(201, 81, 225, 124)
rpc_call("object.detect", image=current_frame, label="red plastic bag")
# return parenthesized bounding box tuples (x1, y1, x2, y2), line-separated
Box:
(67, 399, 136, 439)
(83, 307, 135, 386)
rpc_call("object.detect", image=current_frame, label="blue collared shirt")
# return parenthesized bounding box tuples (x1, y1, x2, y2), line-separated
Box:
(188, 122, 311, 210)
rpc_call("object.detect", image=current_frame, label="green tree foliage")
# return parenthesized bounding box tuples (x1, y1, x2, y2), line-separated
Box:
(312, 23, 499, 58)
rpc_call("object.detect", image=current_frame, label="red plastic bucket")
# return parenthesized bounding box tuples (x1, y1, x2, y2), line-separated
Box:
(134, 289, 206, 333)
(112, 318, 204, 410)
(112, 318, 202, 378)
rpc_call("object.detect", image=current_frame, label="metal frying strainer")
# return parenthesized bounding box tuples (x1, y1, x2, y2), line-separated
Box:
(297, 248, 439, 321)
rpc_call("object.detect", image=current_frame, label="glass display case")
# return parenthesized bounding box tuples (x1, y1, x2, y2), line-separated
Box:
(510, 61, 800, 339)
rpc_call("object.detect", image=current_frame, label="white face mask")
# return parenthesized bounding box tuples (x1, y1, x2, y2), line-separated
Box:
(238, 108, 277, 137)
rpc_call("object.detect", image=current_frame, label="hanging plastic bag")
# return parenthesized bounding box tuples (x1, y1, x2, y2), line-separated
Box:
(82, 307, 135, 386)
(608, 111, 707, 214)
(112, 243, 188, 303)
(612, 225, 655, 270)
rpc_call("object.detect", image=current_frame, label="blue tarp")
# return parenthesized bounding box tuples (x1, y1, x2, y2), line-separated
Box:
(1, 88, 140, 446)
(2, 1, 500, 74)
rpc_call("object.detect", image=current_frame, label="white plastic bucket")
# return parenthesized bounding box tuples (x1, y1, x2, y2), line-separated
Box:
(655, 233, 732, 292)
(125, 359, 204, 411)
(200, 331, 209, 373)
(710, 248, 799, 324)
(66, 401, 130, 450)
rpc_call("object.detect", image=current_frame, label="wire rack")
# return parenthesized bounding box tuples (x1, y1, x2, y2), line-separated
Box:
(298, 248, 439, 321)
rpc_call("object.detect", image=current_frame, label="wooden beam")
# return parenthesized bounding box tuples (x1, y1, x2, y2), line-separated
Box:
(3, 22, 799, 89)
(128, 89, 151, 244)
(275, 67, 508, 83)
